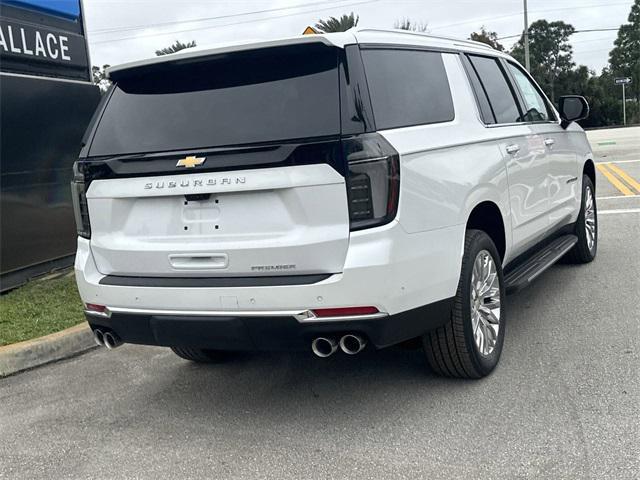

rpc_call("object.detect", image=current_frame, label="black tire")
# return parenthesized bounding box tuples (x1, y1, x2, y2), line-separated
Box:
(564, 174, 597, 264)
(170, 346, 227, 363)
(423, 229, 506, 379)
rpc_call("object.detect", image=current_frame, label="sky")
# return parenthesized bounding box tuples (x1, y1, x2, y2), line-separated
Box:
(83, 0, 634, 73)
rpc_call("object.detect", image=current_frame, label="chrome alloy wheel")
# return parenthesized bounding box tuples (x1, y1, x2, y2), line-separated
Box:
(470, 250, 501, 356)
(584, 185, 596, 251)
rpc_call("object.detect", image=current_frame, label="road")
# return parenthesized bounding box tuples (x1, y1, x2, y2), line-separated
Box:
(1, 128, 639, 480)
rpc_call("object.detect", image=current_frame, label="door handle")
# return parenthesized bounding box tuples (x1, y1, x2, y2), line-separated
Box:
(544, 138, 555, 147)
(505, 144, 520, 155)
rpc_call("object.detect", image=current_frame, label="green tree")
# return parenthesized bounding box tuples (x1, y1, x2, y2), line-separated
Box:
(469, 26, 504, 51)
(511, 20, 575, 102)
(609, 0, 640, 118)
(555, 66, 617, 127)
(394, 18, 428, 32)
(315, 12, 358, 33)
(155, 40, 197, 56)
(92, 64, 111, 93)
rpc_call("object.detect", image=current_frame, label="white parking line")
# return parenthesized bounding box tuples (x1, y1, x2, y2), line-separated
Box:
(599, 208, 640, 215)
(597, 194, 640, 200)
(597, 159, 640, 164)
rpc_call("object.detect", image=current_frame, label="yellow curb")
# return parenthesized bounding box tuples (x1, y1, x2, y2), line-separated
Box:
(0, 323, 95, 377)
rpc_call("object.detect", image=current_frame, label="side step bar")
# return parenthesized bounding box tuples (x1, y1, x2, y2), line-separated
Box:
(504, 234, 578, 294)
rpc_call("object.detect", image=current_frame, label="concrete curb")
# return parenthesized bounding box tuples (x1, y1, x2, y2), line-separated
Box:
(0, 323, 95, 377)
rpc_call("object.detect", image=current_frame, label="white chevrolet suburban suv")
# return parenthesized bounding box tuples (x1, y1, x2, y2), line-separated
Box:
(73, 29, 597, 378)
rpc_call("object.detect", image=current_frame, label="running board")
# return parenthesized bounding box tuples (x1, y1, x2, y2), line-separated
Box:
(504, 235, 578, 294)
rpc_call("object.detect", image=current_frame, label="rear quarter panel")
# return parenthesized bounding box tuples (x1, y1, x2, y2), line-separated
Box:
(379, 53, 512, 261)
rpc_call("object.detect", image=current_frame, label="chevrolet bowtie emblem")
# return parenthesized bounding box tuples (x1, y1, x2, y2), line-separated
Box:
(176, 156, 206, 168)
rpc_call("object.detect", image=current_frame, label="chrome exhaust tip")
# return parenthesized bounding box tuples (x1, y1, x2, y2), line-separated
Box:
(93, 329, 105, 347)
(311, 337, 338, 358)
(339, 334, 366, 355)
(103, 331, 123, 350)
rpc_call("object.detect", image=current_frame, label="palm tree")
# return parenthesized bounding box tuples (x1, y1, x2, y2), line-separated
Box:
(315, 12, 359, 33)
(155, 40, 197, 56)
(394, 18, 428, 32)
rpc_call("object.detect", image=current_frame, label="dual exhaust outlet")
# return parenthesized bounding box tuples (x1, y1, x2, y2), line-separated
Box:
(311, 334, 366, 357)
(94, 328, 365, 356)
(92, 328, 123, 350)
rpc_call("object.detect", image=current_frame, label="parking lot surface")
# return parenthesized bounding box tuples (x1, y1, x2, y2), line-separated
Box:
(1, 128, 639, 480)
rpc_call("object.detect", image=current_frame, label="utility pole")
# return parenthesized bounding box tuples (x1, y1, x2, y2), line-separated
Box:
(524, 0, 530, 72)
(622, 83, 626, 126)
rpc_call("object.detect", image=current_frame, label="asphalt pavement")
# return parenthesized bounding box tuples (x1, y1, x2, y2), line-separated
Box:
(1, 128, 639, 480)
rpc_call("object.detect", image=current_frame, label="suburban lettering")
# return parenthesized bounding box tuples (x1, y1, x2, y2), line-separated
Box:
(144, 176, 250, 191)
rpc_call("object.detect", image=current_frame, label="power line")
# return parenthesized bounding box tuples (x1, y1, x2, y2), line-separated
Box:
(90, 0, 378, 44)
(92, 0, 354, 35)
(429, 2, 631, 32)
(498, 27, 620, 41)
(572, 35, 618, 45)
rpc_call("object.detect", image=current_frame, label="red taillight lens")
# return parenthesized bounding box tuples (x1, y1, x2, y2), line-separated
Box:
(343, 133, 400, 231)
(71, 162, 91, 239)
(85, 303, 107, 313)
(312, 306, 379, 318)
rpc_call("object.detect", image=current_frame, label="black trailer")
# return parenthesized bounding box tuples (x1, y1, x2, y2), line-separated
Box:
(1, 0, 100, 290)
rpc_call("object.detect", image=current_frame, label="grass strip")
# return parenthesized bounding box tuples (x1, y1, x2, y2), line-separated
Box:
(0, 273, 84, 346)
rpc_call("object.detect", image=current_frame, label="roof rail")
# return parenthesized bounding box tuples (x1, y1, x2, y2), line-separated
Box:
(355, 28, 495, 50)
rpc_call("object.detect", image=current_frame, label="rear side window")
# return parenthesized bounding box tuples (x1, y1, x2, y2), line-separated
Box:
(467, 55, 521, 124)
(89, 44, 339, 156)
(361, 49, 454, 130)
(506, 62, 555, 122)
(462, 55, 495, 124)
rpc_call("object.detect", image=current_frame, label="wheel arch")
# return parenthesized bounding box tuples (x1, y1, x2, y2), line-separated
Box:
(583, 159, 596, 192)
(465, 201, 506, 262)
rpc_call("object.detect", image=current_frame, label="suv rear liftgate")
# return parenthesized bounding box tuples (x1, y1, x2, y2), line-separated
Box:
(73, 42, 431, 349)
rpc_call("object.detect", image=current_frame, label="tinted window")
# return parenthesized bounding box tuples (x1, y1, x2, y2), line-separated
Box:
(89, 45, 339, 156)
(507, 62, 554, 122)
(361, 49, 454, 130)
(468, 55, 521, 124)
(462, 55, 496, 124)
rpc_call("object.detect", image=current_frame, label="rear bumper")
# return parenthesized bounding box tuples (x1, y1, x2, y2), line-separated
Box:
(84, 299, 453, 350)
(75, 220, 464, 349)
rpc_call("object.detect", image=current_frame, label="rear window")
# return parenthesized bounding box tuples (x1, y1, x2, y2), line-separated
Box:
(360, 49, 454, 130)
(88, 44, 340, 156)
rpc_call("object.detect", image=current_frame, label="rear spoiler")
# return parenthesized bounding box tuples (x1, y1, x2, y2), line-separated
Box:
(108, 33, 355, 81)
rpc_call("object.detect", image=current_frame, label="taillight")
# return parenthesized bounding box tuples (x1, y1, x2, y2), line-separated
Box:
(85, 303, 107, 313)
(71, 161, 91, 239)
(343, 133, 400, 231)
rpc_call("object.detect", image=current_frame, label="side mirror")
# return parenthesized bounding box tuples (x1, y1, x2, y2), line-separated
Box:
(558, 95, 589, 129)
